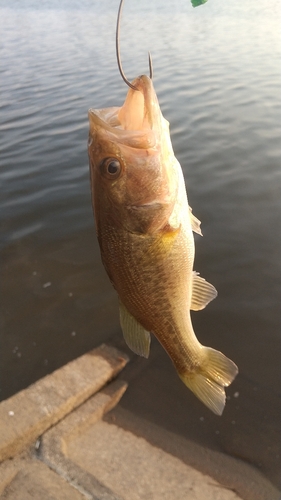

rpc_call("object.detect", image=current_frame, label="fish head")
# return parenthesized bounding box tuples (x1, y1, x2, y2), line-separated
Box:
(88, 75, 179, 235)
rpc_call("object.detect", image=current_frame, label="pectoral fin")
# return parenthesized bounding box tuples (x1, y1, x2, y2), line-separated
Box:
(119, 301, 151, 358)
(189, 207, 202, 236)
(191, 272, 218, 311)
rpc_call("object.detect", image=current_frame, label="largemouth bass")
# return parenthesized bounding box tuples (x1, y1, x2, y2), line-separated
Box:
(88, 75, 238, 415)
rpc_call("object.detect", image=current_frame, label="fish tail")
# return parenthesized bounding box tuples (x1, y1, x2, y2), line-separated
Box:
(178, 347, 238, 415)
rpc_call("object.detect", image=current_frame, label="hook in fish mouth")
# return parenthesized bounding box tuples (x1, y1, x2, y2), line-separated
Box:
(116, 0, 153, 91)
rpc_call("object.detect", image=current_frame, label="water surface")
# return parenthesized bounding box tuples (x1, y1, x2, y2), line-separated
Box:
(0, 0, 280, 494)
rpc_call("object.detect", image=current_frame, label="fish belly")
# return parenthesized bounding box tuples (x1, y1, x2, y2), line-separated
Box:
(100, 210, 200, 365)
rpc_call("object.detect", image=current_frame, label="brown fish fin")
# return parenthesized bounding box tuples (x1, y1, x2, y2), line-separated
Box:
(189, 207, 202, 236)
(190, 272, 218, 311)
(119, 300, 151, 358)
(179, 347, 238, 415)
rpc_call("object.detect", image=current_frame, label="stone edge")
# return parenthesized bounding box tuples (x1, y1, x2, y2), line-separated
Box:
(0, 344, 129, 462)
(40, 379, 127, 500)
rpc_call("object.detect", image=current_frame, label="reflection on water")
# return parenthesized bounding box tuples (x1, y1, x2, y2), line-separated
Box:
(0, 0, 280, 493)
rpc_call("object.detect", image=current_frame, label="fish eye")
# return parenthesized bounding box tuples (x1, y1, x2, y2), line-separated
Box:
(100, 157, 122, 179)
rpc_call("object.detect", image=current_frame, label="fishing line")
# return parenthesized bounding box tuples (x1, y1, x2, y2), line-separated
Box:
(116, 0, 153, 91)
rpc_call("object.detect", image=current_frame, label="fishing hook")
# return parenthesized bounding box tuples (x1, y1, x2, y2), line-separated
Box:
(116, 0, 153, 91)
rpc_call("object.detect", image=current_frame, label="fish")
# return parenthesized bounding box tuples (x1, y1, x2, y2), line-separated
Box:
(88, 74, 238, 415)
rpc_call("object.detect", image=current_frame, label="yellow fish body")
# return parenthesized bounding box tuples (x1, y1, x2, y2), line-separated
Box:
(88, 75, 238, 415)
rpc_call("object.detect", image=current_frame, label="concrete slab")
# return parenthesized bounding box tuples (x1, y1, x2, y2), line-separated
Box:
(69, 419, 242, 500)
(40, 379, 242, 500)
(1, 342, 278, 500)
(0, 344, 128, 462)
(0, 460, 85, 500)
(107, 406, 281, 500)
(41, 379, 127, 500)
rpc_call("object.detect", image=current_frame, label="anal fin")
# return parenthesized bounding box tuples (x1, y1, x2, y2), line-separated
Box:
(191, 272, 218, 311)
(119, 300, 151, 358)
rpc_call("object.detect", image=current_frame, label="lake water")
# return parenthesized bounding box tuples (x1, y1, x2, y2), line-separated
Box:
(0, 0, 280, 495)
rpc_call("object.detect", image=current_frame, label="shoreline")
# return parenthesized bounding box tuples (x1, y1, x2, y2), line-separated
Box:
(0, 343, 279, 500)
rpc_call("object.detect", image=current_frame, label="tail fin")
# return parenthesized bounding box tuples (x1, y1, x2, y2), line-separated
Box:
(179, 347, 238, 416)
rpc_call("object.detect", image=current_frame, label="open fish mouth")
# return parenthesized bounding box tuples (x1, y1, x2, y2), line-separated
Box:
(88, 75, 168, 150)
(88, 107, 156, 150)
(116, 75, 159, 131)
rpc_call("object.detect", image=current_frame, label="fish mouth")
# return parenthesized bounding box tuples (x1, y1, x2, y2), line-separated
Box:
(88, 75, 167, 150)
(128, 201, 166, 211)
(117, 75, 160, 131)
